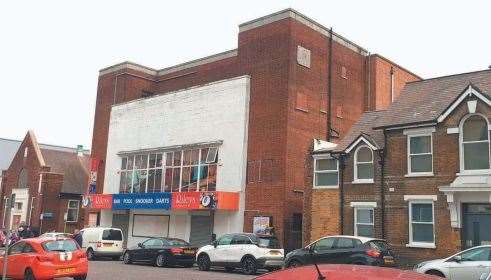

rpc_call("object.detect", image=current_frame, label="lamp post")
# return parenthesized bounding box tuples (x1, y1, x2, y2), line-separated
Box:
(2, 193, 16, 280)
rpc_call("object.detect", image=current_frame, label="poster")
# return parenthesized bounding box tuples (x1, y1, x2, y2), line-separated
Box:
(253, 216, 271, 235)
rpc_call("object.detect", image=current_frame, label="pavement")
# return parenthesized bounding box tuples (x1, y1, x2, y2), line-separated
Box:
(81, 260, 258, 280)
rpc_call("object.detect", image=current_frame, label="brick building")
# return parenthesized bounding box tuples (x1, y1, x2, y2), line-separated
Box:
(307, 69, 491, 264)
(88, 9, 418, 250)
(0, 131, 89, 234)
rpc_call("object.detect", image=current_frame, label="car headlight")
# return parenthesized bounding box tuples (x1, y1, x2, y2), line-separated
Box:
(413, 261, 427, 270)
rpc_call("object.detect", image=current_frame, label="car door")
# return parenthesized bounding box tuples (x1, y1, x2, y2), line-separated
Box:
(230, 235, 254, 263)
(5, 241, 27, 279)
(311, 237, 337, 264)
(145, 239, 165, 262)
(335, 237, 361, 263)
(449, 247, 491, 280)
(132, 239, 151, 261)
(210, 234, 233, 264)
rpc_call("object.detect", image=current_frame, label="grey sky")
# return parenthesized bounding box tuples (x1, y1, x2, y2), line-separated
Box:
(1, 0, 489, 149)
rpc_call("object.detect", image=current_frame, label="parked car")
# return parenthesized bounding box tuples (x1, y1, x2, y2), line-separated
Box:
(196, 233, 284, 275)
(122, 237, 197, 267)
(0, 237, 88, 280)
(414, 245, 491, 279)
(80, 227, 124, 260)
(284, 235, 395, 268)
(254, 264, 440, 280)
(39, 232, 72, 239)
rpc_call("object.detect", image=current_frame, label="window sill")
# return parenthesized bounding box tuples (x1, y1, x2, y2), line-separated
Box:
(405, 172, 434, 178)
(406, 243, 436, 249)
(313, 185, 339, 189)
(352, 179, 374, 184)
(457, 170, 491, 176)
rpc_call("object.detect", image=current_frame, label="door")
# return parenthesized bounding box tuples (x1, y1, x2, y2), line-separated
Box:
(449, 247, 491, 280)
(142, 238, 164, 262)
(230, 235, 254, 263)
(189, 213, 213, 247)
(463, 204, 491, 248)
(335, 237, 362, 263)
(209, 234, 233, 263)
(5, 241, 27, 278)
(112, 213, 129, 248)
(311, 237, 337, 264)
(132, 239, 152, 261)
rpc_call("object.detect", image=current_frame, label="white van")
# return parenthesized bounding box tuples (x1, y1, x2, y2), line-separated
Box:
(80, 227, 124, 260)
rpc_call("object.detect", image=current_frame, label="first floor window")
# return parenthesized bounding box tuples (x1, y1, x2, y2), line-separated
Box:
(410, 202, 434, 244)
(314, 157, 338, 187)
(408, 134, 433, 174)
(355, 208, 374, 237)
(67, 200, 80, 222)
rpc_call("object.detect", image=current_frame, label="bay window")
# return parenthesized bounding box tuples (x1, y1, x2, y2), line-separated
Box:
(314, 157, 338, 188)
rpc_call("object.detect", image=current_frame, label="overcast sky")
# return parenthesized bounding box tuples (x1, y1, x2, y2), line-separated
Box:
(1, 1, 490, 149)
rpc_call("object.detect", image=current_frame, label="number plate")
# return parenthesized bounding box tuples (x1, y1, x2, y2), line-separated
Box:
(269, 250, 281, 255)
(184, 249, 195, 255)
(384, 256, 394, 264)
(103, 243, 113, 247)
(56, 268, 75, 274)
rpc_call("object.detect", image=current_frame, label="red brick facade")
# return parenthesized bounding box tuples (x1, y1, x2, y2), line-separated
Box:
(90, 9, 418, 250)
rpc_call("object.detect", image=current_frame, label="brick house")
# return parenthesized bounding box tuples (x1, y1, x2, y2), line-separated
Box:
(306, 69, 491, 264)
(0, 131, 89, 234)
(88, 9, 418, 250)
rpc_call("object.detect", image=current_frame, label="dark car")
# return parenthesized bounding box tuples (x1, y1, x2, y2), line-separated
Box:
(254, 264, 440, 280)
(122, 237, 198, 267)
(284, 235, 395, 268)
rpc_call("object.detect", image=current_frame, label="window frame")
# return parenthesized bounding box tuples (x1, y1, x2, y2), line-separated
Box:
(313, 155, 339, 189)
(354, 207, 375, 238)
(66, 200, 80, 223)
(353, 145, 374, 184)
(406, 132, 434, 177)
(459, 113, 491, 174)
(407, 200, 435, 248)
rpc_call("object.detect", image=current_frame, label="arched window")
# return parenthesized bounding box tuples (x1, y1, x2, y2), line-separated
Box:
(354, 146, 374, 182)
(18, 168, 28, 188)
(461, 114, 490, 171)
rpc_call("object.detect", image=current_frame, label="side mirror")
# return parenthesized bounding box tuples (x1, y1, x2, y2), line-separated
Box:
(307, 245, 315, 253)
(452, 255, 462, 263)
(137, 243, 143, 248)
(212, 240, 218, 248)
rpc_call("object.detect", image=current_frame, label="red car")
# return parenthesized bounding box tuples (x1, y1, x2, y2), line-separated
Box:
(254, 264, 441, 280)
(0, 237, 88, 280)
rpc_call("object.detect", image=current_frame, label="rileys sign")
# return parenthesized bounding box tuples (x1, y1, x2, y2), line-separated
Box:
(112, 192, 171, 210)
(171, 192, 238, 210)
(82, 194, 112, 209)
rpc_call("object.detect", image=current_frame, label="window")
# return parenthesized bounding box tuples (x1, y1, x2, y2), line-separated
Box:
(143, 239, 164, 248)
(42, 240, 78, 252)
(336, 238, 361, 249)
(102, 229, 123, 241)
(66, 200, 79, 222)
(232, 235, 252, 245)
(408, 134, 433, 175)
(119, 147, 219, 194)
(22, 244, 35, 253)
(18, 169, 28, 188)
(409, 202, 434, 246)
(458, 247, 491, 261)
(355, 208, 374, 237)
(8, 242, 25, 255)
(217, 235, 233, 246)
(461, 115, 490, 171)
(313, 237, 335, 251)
(354, 146, 374, 182)
(292, 213, 302, 232)
(15, 202, 23, 211)
(314, 157, 338, 188)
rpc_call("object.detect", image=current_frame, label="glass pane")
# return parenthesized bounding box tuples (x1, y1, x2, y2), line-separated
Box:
(119, 172, 130, 193)
(463, 115, 488, 141)
(460, 247, 491, 261)
(69, 201, 78, 208)
(127, 156, 134, 170)
(121, 157, 127, 170)
(412, 223, 434, 243)
(207, 165, 217, 191)
(206, 147, 218, 163)
(166, 152, 173, 166)
(315, 172, 338, 186)
(183, 150, 192, 166)
(155, 169, 162, 192)
(200, 148, 209, 164)
(174, 151, 182, 166)
(314, 238, 335, 250)
(147, 170, 155, 192)
(141, 155, 148, 169)
(164, 168, 172, 192)
(139, 170, 147, 193)
(410, 154, 432, 173)
(410, 136, 431, 154)
(156, 153, 163, 167)
(172, 168, 181, 192)
(337, 238, 355, 249)
(181, 167, 191, 191)
(357, 163, 373, 179)
(149, 154, 156, 168)
(67, 209, 77, 222)
(412, 204, 433, 222)
(357, 147, 372, 162)
(191, 149, 199, 165)
(464, 142, 490, 170)
(135, 155, 142, 169)
(316, 159, 337, 171)
(356, 209, 373, 223)
(357, 225, 374, 237)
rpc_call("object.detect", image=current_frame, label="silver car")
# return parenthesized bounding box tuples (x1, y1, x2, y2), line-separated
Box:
(414, 245, 491, 279)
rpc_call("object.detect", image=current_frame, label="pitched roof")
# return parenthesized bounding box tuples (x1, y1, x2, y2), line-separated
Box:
(333, 110, 386, 153)
(41, 148, 90, 194)
(376, 69, 491, 128)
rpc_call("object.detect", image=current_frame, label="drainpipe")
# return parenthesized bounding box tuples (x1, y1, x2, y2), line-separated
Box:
(379, 130, 388, 239)
(367, 53, 371, 110)
(332, 153, 346, 235)
(390, 67, 395, 102)
(327, 27, 334, 141)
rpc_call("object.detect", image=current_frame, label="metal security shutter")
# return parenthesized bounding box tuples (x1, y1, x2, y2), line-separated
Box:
(112, 213, 130, 248)
(189, 214, 214, 246)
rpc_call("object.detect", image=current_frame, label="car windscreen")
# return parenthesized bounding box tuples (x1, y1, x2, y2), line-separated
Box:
(166, 239, 189, 246)
(257, 236, 281, 249)
(102, 229, 122, 241)
(42, 239, 78, 252)
(367, 240, 391, 252)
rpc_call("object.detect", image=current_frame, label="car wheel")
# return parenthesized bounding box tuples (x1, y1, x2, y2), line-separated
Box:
(287, 260, 302, 268)
(197, 254, 211, 271)
(241, 256, 257, 275)
(225, 267, 235, 272)
(123, 252, 132, 264)
(155, 254, 169, 267)
(426, 270, 445, 278)
(86, 248, 96, 261)
(73, 275, 87, 280)
(24, 268, 36, 280)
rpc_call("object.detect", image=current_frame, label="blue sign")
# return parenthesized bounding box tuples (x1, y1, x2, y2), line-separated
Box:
(112, 192, 171, 210)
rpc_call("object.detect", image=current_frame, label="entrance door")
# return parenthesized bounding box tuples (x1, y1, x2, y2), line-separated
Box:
(463, 204, 491, 248)
(112, 213, 130, 248)
(189, 213, 214, 246)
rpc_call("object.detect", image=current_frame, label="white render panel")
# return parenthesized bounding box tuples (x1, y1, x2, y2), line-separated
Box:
(104, 76, 250, 195)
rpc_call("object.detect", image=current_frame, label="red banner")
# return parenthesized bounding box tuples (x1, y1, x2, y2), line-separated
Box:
(171, 191, 239, 210)
(82, 194, 112, 209)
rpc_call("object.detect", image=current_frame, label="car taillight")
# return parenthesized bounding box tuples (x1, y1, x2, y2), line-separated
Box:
(366, 249, 381, 258)
(36, 255, 54, 262)
(96, 241, 102, 248)
(170, 248, 184, 255)
(76, 251, 87, 259)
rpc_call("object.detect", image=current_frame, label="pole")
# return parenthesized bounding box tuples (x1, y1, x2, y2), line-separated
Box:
(2, 195, 14, 280)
